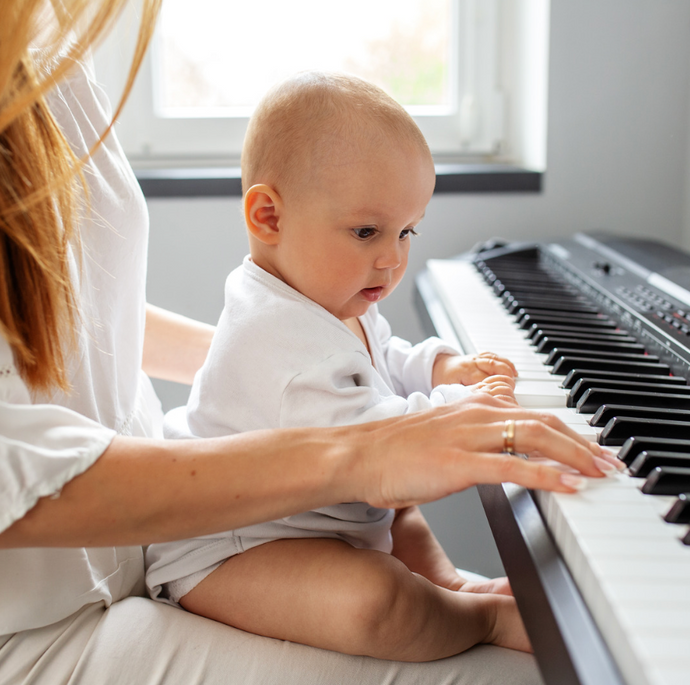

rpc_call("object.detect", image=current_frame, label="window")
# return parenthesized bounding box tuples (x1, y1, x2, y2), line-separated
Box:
(94, 0, 549, 169)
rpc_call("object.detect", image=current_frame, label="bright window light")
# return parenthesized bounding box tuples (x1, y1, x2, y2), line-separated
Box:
(155, 0, 453, 117)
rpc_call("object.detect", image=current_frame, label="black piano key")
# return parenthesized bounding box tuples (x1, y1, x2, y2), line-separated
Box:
(664, 493, 690, 523)
(545, 348, 658, 367)
(520, 314, 616, 331)
(528, 323, 629, 340)
(536, 336, 645, 355)
(533, 330, 637, 347)
(568, 379, 690, 408)
(485, 268, 552, 279)
(497, 281, 575, 293)
(507, 299, 599, 315)
(551, 357, 670, 376)
(599, 418, 690, 446)
(590, 405, 690, 427)
(497, 281, 579, 294)
(561, 369, 684, 390)
(516, 309, 608, 326)
(577, 389, 690, 414)
(641, 467, 690, 496)
(496, 284, 579, 298)
(617, 437, 690, 465)
(629, 451, 690, 477)
(683, 530, 690, 546)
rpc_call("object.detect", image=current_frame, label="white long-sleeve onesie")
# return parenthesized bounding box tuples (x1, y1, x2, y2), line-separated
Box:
(146, 257, 471, 604)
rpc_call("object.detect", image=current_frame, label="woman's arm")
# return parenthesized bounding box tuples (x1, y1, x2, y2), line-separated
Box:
(0, 396, 612, 550)
(142, 303, 215, 384)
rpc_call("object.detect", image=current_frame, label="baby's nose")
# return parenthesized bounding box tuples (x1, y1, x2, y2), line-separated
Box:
(375, 241, 403, 269)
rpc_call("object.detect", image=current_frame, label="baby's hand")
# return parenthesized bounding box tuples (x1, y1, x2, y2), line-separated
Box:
(468, 375, 517, 404)
(459, 576, 513, 596)
(432, 351, 517, 387)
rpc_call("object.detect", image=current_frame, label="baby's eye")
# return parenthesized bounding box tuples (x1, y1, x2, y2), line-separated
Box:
(353, 227, 377, 239)
(399, 228, 419, 240)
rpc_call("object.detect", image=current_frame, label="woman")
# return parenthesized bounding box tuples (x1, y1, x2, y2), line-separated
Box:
(0, 1, 609, 683)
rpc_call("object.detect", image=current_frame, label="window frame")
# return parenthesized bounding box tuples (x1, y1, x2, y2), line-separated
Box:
(95, 0, 521, 166)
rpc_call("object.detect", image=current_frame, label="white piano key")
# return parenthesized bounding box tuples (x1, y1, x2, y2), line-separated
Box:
(426, 257, 690, 685)
(513, 379, 567, 407)
(536, 407, 593, 425)
(649, 665, 690, 685)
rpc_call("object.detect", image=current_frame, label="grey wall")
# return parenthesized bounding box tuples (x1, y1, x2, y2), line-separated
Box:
(144, 1, 690, 577)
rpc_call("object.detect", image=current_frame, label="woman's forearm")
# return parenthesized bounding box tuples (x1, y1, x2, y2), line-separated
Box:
(142, 303, 215, 384)
(0, 427, 358, 548)
(0, 397, 611, 550)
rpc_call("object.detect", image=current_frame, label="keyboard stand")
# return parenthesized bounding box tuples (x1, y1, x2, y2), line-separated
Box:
(415, 270, 626, 685)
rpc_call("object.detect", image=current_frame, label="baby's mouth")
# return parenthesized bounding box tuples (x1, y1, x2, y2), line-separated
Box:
(361, 286, 384, 302)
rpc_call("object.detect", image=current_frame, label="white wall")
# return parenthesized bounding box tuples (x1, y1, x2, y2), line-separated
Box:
(144, 0, 690, 575)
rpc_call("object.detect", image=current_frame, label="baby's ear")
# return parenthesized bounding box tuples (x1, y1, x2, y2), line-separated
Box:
(244, 184, 283, 245)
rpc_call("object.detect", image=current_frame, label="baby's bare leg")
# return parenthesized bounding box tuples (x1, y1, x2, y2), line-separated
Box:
(180, 538, 529, 662)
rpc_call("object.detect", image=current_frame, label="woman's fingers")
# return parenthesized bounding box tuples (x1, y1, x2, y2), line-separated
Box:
(438, 401, 609, 477)
(466, 451, 590, 493)
(353, 395, 623, 510)
(493, 418, 604, 477)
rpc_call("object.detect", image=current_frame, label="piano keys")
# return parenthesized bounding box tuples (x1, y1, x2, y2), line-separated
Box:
(416, 233, 690, 685)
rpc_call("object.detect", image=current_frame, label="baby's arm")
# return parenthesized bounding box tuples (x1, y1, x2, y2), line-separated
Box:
(368, 308, 517, 403)
(280, 351, 475, 428)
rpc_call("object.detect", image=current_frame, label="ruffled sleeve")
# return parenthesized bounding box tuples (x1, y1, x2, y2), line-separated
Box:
(0, 337, 115, 534)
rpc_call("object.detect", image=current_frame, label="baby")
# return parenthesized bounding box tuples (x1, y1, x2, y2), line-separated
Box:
(146, 72, 526, 662)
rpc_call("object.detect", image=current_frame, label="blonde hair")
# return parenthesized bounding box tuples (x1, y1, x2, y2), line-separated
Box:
(241, 71, 431, 198)
(0, 0, 160, 393)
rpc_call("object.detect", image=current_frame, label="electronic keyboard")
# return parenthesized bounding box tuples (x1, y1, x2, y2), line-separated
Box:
(416, 233, 690, 685)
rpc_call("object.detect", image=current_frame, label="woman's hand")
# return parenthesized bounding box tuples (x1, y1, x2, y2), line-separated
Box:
(346, 394, 620, 510)
(432, 351, 518, 387)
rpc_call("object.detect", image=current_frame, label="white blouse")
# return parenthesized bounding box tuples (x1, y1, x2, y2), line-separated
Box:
(0, 57, 163, 636)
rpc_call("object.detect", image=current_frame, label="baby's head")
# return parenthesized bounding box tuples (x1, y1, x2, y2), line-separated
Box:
(241, 71, 436, 322)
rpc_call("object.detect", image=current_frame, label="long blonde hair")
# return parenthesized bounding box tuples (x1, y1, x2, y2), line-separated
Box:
(0, 0, 160, 393)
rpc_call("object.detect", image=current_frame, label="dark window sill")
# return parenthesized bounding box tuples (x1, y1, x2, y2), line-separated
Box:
(135, 163, 542, 199)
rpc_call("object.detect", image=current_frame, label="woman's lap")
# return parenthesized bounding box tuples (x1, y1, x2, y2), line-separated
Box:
(1, 598, 544, 685)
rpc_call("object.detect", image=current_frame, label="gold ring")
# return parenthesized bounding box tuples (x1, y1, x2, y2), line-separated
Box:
(502, 419, 516, 454)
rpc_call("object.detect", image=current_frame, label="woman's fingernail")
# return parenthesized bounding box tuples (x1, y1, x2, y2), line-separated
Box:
(594, 446, 625, 470)
(594, 456, 618, 475)
(603, 453, 626, 470)
(560, 473, 588, 490)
